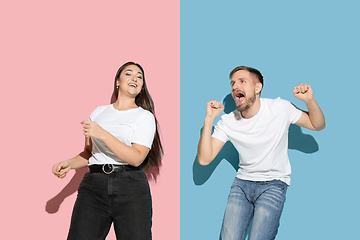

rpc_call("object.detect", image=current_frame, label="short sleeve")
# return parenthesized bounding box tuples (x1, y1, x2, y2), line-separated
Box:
(280, 99, 302, 124)
(211, 119, 229, 143)
(89, 107, 99, 121)
(132, 111, 156, 149)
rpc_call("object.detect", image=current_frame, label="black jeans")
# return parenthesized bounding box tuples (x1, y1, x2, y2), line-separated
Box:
(67, 168, 152, 240)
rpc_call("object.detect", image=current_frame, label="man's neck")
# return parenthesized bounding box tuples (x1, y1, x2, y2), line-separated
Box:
(240, 98, 261, 119)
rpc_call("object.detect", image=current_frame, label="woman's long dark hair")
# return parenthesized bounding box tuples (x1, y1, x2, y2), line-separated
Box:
(113, 62, 163, 173)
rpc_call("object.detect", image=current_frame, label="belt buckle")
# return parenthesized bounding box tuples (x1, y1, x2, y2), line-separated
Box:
(102, 164, 115, 174)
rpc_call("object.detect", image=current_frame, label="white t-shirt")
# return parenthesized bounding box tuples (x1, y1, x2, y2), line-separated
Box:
(88, 104, 156, 165)
(212, 97, 302, 185)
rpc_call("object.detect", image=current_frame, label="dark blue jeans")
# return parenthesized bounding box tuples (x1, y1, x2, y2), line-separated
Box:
(67, 169, 152, 240)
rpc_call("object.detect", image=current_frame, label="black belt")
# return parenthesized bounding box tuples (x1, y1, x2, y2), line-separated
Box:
(89, 164, 141, 174)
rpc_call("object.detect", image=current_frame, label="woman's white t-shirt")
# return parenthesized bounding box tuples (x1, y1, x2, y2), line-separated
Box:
(88, 104, 156, 165)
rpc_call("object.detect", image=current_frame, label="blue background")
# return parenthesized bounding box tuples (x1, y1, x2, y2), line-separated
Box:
(180, 0, 359, 239)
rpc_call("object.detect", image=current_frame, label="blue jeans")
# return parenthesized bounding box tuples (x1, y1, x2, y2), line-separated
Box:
(67, 169, 152, 240)
(220, 178, 288, 240)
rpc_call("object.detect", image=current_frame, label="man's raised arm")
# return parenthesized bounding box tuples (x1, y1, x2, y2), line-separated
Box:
(197, 101, 226, 165)
(293, 83, 326, 131)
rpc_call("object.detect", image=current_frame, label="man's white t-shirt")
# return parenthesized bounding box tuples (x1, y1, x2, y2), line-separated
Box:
(88, 104, 155, 165)
(212, 97, 302, 185)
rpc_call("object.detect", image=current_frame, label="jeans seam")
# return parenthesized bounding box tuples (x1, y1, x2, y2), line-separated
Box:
(242, 209, 253, 240)
(266, 202, 283, 240)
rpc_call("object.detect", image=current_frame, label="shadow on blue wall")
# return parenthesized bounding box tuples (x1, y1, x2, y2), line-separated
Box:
(193, 94, 319, 185)
(192, 94, 319, 238)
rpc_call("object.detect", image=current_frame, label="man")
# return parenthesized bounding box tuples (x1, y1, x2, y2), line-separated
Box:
(197, 66, 325, 240)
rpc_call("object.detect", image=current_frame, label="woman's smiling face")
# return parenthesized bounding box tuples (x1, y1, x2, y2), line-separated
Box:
(116, 64, 144, 97)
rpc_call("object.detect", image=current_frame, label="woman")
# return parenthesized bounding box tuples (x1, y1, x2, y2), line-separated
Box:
(52, 62, 163, 240)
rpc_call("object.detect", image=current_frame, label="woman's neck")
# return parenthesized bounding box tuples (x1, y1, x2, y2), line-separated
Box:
(113, 95, 138, 111)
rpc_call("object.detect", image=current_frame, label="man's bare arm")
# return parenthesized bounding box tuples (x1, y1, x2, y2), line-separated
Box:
(197, 101, 226, 165)
(293, 84, 325, 131)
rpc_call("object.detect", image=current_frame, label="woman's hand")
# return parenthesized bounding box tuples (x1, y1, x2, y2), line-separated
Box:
(81, 120, 105, 140)
(52, 160, 72, 178)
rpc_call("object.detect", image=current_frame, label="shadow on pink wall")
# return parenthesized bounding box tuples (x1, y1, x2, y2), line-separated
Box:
(45, 93, 161, 214)
(46, 168, 88, 214)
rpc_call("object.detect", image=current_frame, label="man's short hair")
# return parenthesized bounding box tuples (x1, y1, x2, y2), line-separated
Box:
(229, 66, 264, 89)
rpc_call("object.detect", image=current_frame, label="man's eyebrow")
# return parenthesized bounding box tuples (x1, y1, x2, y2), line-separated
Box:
(231, 77, 246, 81)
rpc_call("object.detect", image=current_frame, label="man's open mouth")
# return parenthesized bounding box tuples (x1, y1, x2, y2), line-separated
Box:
(236, 92, 244, 98)
(234, 92, 245, 104)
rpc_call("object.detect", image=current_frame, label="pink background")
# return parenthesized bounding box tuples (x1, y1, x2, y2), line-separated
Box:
(0, 1, 179, 239)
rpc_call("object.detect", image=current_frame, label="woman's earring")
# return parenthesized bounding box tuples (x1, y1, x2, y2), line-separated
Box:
(116, 86, 119, 89)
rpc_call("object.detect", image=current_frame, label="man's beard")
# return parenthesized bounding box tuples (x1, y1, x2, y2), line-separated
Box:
(235, 93, 256, 112)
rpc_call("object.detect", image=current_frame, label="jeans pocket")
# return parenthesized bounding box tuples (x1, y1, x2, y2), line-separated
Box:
(82, 171, 92, 180)
(277, 181, 288, 193)
(267, 180, 288, 194)
(126, 170, 148, 181)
